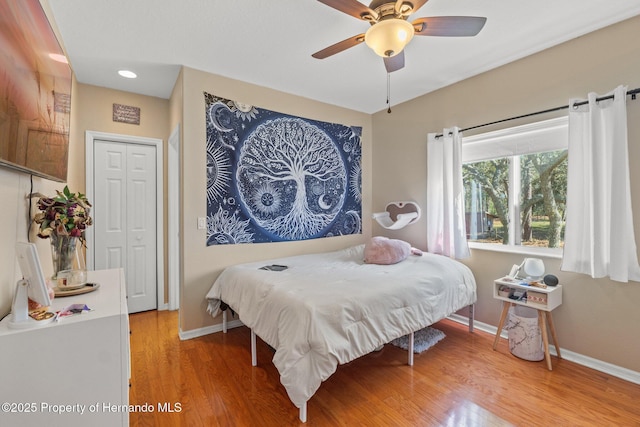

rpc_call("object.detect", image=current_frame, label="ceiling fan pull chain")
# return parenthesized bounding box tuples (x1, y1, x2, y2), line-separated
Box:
(386, 73, 391, 113)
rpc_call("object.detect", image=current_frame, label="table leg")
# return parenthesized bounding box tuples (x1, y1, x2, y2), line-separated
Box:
(538, 310, 552, 370)
(546, 311, 561, 359)
(493, 301, 511, 350)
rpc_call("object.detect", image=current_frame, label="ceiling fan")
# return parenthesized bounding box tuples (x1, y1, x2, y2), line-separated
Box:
(312, 0, 487, 73)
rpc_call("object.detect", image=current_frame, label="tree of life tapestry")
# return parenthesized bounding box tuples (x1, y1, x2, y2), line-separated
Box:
(204, 92, 362, 245)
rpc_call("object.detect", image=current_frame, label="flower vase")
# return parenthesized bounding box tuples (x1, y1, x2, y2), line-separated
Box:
(50, 234, 78, 276)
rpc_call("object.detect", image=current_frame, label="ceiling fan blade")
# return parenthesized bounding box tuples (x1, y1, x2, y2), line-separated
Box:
(384, 51, 405, 73)
(312, 34, 366, 59)
(409, 0, 429, 13)
(395, 0, 430, 15)
(413, 16, 487, 37)
(317, 0, 378, 21)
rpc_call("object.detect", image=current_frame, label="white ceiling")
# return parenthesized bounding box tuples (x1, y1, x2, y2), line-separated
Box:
(47, 0, 640, 114)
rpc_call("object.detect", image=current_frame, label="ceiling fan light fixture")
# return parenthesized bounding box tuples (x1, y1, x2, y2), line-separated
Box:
(365, 18, 414, 57)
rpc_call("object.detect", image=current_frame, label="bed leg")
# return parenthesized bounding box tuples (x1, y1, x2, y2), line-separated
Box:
(299, 402, 307, 423)
(408, 331, 414, 366)
(251, 329, 257, 366)
(469, 304, 475, 333)
(222, 310, 227, 333)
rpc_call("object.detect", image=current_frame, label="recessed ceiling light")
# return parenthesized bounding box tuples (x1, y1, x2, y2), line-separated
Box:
(48, 53, 68, 64)
(118, 70, 137, 79)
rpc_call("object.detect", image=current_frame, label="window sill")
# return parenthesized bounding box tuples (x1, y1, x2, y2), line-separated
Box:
(468, 242, 563, 260)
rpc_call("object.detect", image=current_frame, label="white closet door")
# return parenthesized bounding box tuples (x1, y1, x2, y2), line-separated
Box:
(94, 140, 157, 313)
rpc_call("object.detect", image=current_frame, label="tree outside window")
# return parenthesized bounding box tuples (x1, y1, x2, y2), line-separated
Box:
(463, 149, 567, 248)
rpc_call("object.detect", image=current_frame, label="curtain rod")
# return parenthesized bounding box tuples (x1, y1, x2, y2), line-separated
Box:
(435, 87, 640, 138)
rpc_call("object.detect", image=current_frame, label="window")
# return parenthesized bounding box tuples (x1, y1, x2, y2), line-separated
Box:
(462, 117, 568, 250)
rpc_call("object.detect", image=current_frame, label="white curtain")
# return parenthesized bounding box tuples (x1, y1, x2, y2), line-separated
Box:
(427, 127, 470, 259)
(561, 85, 640, 282)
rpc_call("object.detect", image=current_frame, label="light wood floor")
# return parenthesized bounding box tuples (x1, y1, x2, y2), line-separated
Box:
(129, 310, 640, 426)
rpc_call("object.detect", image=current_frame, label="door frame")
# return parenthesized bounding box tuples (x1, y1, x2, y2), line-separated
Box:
(85, 130, 166, 310)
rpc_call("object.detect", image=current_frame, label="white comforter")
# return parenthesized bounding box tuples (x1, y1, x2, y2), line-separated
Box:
(206, 244, 476, 409)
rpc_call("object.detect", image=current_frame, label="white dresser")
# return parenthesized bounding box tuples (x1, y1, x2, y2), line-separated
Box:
(0, 269, 129, 426)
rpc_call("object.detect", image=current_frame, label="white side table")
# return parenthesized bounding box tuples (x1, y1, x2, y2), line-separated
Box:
(492, 276, 562, 370)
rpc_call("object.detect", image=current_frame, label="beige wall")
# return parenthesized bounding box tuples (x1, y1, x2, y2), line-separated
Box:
(371, 15, 640, 372)
(178, 67, 372, 332)
(0, 81, 171, 316)
(169, 69, 184, 317)
(71, 83, 171, 191)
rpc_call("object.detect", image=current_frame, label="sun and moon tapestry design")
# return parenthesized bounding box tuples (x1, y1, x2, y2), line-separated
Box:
(204, 92, 363, 245)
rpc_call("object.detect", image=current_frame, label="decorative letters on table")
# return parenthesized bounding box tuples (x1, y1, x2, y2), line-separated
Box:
(204, 92, 362, 245)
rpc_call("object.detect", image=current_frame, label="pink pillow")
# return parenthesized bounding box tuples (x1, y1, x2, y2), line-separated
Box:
(364, 236, 411, 265)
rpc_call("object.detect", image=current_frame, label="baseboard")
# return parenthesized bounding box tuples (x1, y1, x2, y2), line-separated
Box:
(447, 314, 640, 385)
(178, 318, 243, 340)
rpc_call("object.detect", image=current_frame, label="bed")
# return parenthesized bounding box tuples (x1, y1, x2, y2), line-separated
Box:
(206, 243, 476, 422)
